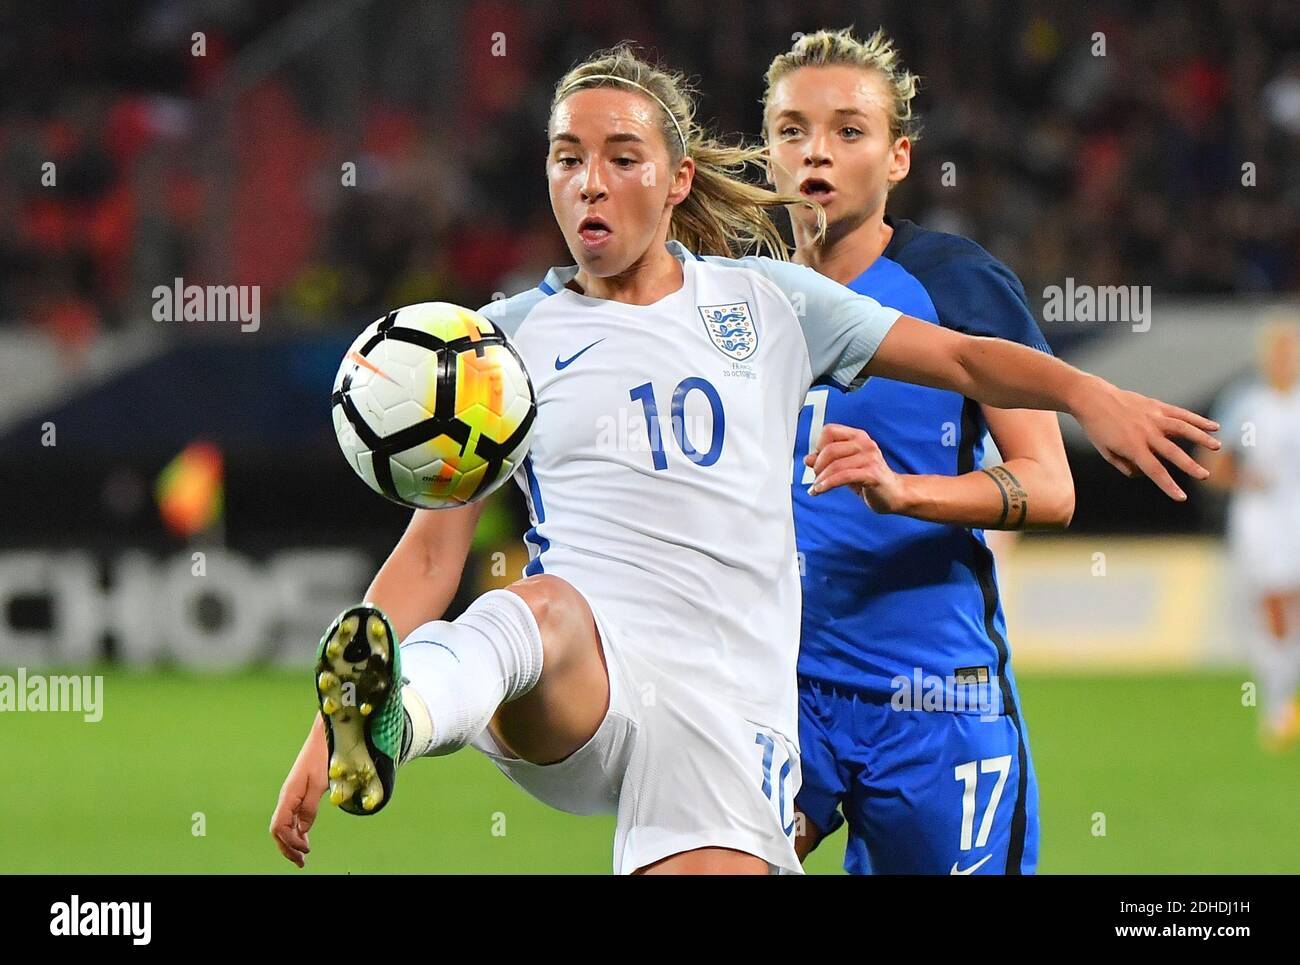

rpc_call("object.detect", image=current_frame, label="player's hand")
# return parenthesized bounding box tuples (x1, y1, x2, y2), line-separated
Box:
(1071, 376, 1219, 501)
(806, 423, 911, 513)
(269, 718, 329, 868)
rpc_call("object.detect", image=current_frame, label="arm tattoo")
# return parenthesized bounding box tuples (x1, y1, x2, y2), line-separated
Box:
(980, 466, 1028, 529)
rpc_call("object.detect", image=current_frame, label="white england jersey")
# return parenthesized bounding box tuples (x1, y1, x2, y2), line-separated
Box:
(1218, 382, 1300, 506)
(478, 240, 900, 737)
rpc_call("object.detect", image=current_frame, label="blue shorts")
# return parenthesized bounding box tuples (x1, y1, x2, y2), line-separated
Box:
(796, 677, 1039, 875)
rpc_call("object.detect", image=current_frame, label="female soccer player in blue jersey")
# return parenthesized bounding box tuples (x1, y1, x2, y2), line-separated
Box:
(759, 28, 1201, 879)
(271, 43, 1217, 875)
(762, 27, 1112, 874)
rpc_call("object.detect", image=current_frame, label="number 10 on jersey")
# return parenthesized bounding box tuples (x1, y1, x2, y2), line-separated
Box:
(629, 378, 726, 470)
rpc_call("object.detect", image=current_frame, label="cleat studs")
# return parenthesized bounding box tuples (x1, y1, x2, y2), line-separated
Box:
(328, 760, 346, 780)
(360, 771, 383, 811)
(360, 702, 373, 716)
(322, 697, 339, 715)
(317, 671, 338, 692)
(368, 617, 390, 660)
(325, 639, 342, 660)
(330, 776, 358, 807)
(339, 616, 359, 643)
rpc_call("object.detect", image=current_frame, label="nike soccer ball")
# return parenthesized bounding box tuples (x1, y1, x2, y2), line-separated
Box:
(332, 302, 536, 509)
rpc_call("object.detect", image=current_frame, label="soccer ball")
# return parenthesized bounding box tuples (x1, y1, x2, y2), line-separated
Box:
(331, 302, 536, 510)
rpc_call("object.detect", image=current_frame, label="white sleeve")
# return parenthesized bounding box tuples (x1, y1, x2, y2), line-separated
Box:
(702, 254, 901, 390)
(476, 288, 548, 338)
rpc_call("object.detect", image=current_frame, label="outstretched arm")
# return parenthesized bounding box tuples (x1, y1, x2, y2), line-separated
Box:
(720, 253, 1218, 499)
(865, 316, 1220, 501)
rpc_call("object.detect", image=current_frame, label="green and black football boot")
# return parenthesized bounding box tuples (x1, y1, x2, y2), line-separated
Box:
(314, 605, 404, 815)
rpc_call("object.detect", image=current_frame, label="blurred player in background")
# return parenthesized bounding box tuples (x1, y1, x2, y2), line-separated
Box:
(270, 43, 1219, 876)
(763, 28, 1075, 874)
(1205, 318, 1300, 750)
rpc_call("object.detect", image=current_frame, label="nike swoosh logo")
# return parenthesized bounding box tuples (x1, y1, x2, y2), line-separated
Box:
(950, 854, 992, 875)
(555, 339, 605, 370)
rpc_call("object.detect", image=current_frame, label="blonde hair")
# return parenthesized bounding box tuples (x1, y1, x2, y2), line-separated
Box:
(1258, 315, 1300, 367)
(763, 27, 921, 144)
(551, 43, 824, 258)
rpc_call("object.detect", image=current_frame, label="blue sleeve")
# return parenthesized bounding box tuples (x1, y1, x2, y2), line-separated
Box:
(922, 253, 1053, 355)
(702, 253, 902, 390)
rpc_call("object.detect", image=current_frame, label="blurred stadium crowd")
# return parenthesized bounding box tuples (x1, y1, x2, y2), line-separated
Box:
(3, 0, 1299, 363)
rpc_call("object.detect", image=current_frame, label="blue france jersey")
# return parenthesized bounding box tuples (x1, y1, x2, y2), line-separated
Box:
(792, 218, 1052, 707)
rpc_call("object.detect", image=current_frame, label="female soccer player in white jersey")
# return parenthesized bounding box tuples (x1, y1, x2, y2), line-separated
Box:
(270, 44, 1219, 875)
(1205, 319, 1300, 750)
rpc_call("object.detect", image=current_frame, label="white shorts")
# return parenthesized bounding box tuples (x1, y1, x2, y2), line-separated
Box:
(469, 601, 803, 875)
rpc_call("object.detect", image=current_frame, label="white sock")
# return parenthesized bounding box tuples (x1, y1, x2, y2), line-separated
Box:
(1253, 637, 1299, 732)
(1270, 643, 1300, 728)
(399, 589, 544, 761)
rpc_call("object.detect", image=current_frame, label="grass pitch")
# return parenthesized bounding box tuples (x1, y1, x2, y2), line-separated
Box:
(2, 669, 1294, 874)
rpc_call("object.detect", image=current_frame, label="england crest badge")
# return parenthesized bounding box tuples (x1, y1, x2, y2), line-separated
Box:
(698, 301, 758, 361)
